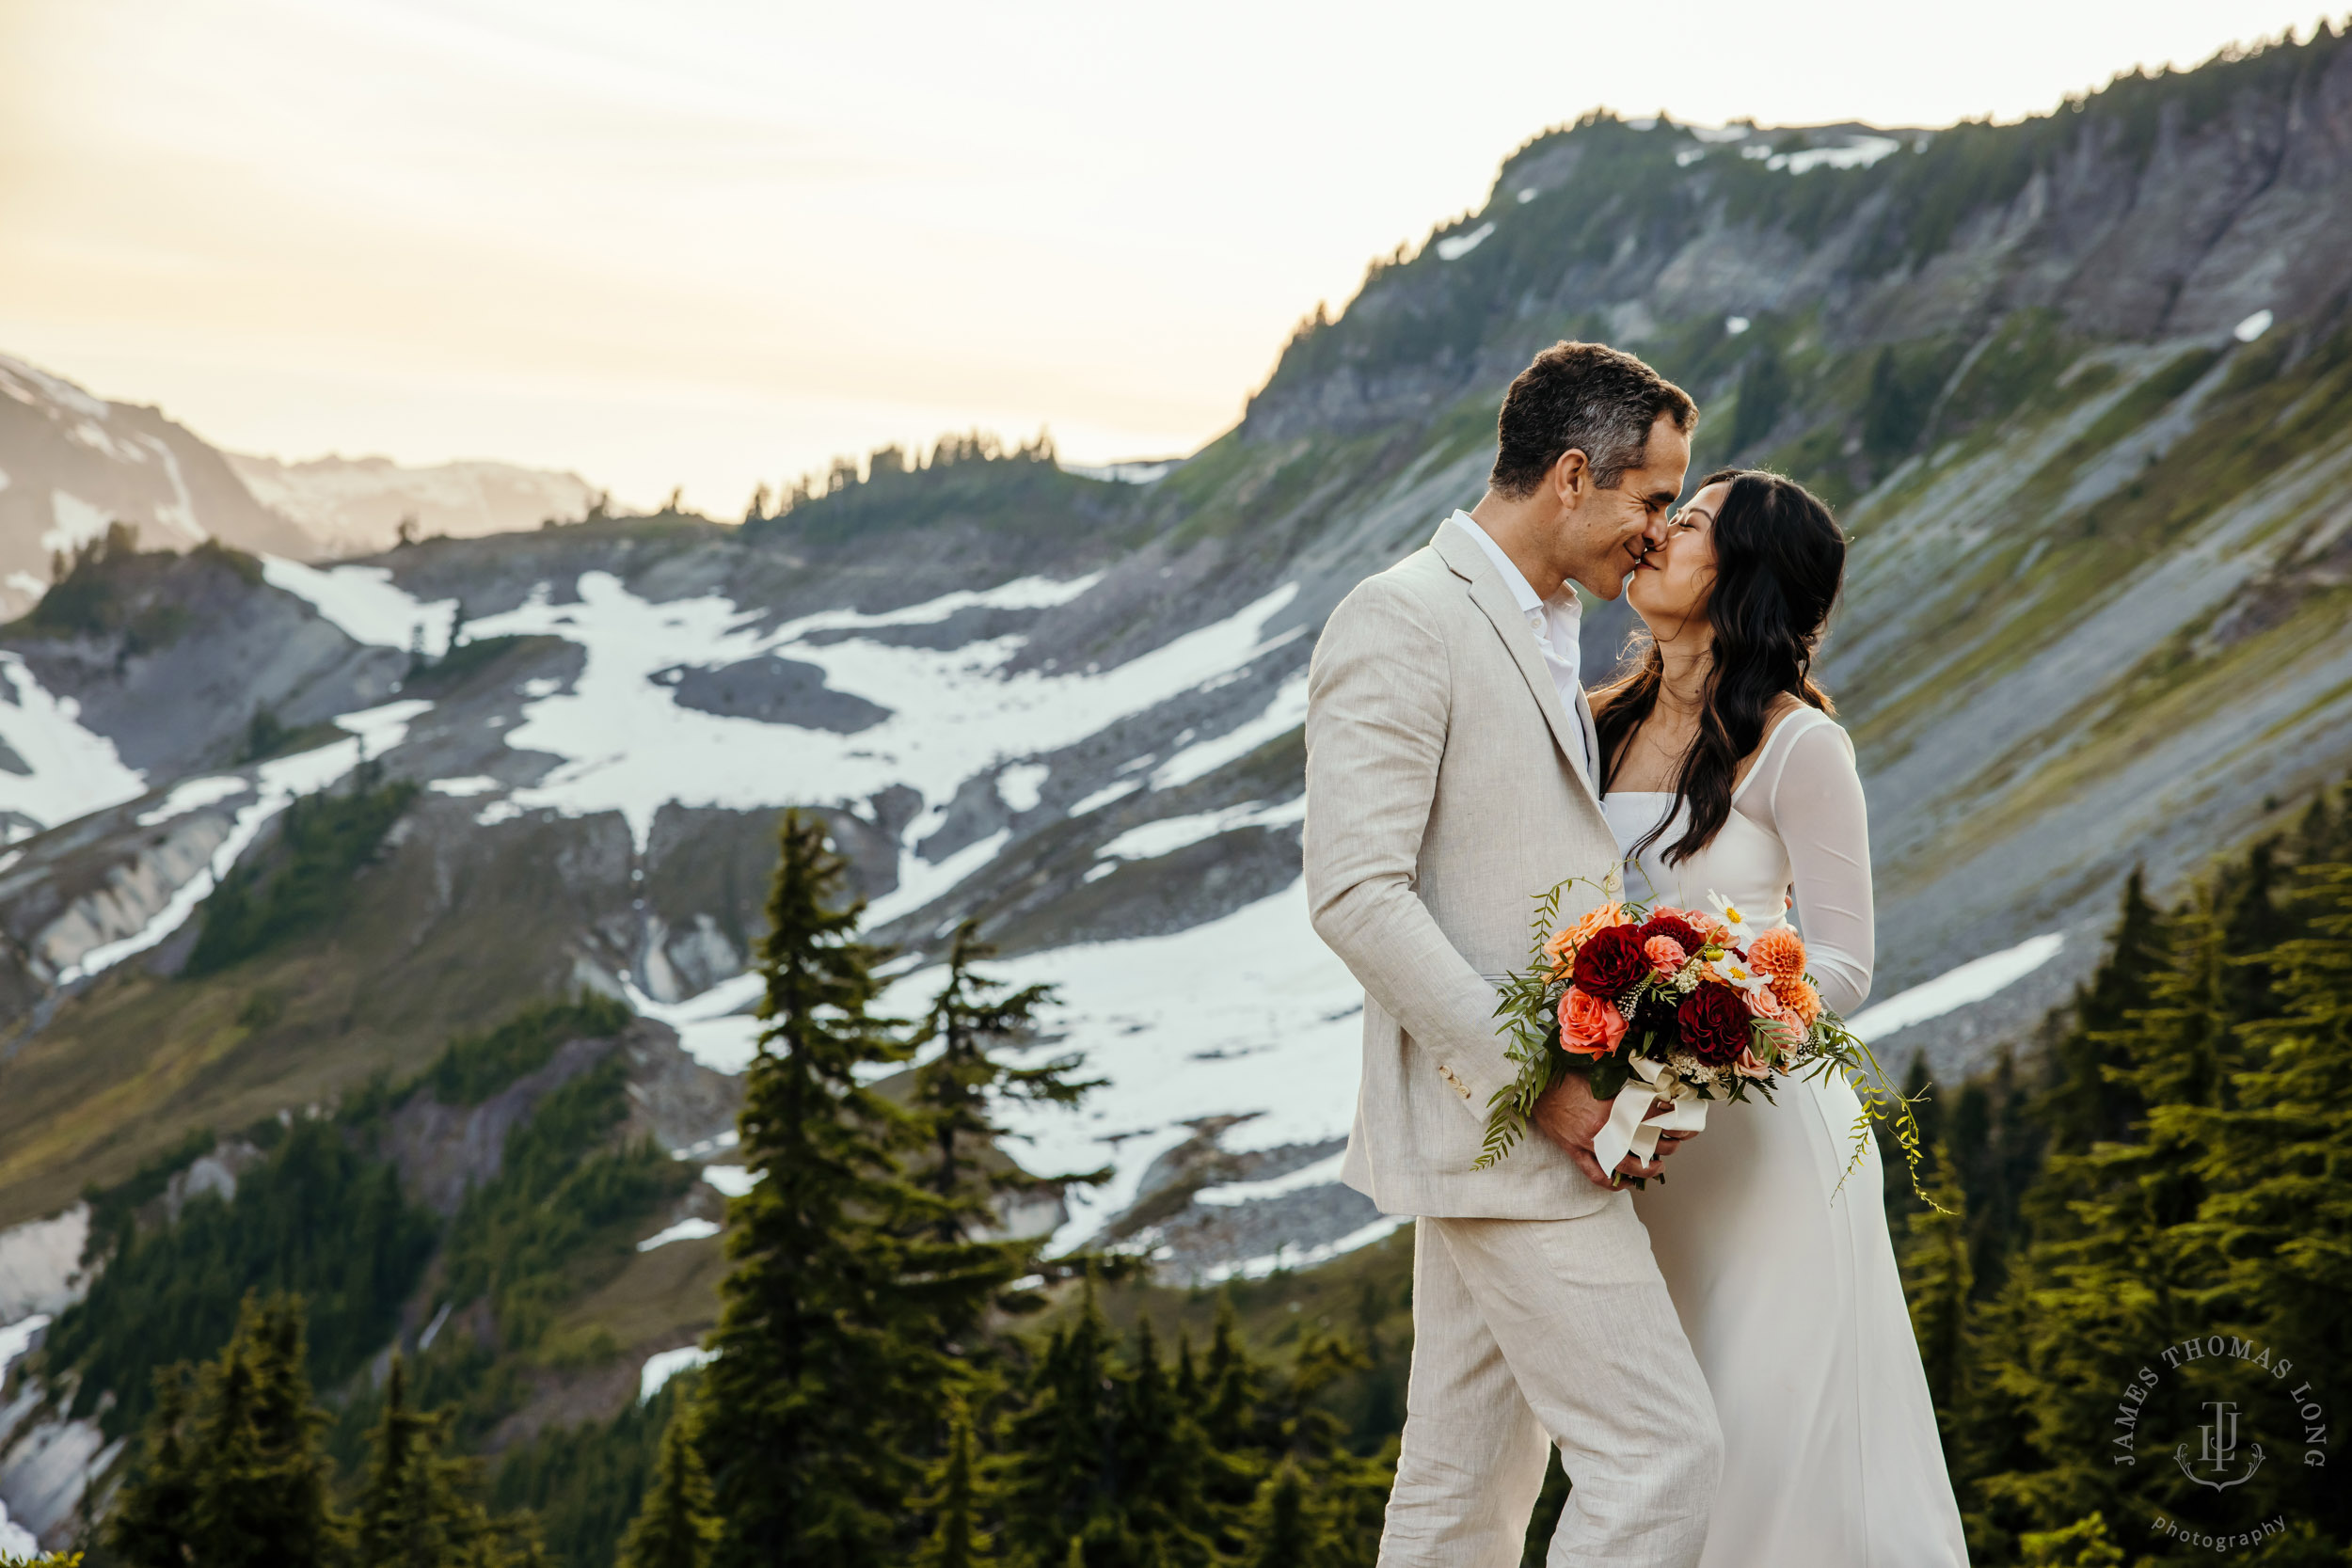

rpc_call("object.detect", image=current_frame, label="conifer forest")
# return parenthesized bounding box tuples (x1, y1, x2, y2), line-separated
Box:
(1, 785, 2345, 1568)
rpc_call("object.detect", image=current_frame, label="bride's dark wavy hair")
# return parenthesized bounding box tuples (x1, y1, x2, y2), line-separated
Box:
(1592, 468, 1846, 866)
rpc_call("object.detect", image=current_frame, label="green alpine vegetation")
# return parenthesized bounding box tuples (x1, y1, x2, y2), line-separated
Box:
(1879, 781, 2352, 1563)
(186, 766, 422, 976)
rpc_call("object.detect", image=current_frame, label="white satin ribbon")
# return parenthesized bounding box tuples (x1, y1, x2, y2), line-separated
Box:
(1592, 1055, 1708, 1178)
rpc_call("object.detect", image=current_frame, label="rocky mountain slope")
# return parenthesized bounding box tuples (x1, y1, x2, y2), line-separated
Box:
(5, 28, 2352, 1542)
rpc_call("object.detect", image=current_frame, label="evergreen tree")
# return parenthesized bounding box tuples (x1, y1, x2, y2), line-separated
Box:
(690, 810, 949, 1568)
(998, 1291, 1126, 1565)
(354, 1355, 536, 1568)
(107, 1293, 342, 1568)
(1200, 1299, 1259, 1454)
(107, 1367, 205, 1567)
(911, 920, 1107, 1246)
(1236, 1459, 1343, 1568)
(2177, 863, 2352, 1545)
(1112, 1317, 1220, 1566)
(618, 1412, 719, 1568)
(1900, 1147, 1973, 1459)
(2038, 868, 2167, 1158)
(2018, 1511, 2123, 1568)
(914, 1397, 994, 1568)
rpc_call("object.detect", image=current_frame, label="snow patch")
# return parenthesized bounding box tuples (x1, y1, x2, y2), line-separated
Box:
(136, 775, 250, 827)
(878, 876, 1362, 1257)
(1846, 931, 2065, 1041)
(261, 556, 458, 657)
(1195, 1150, 1347, 1208)
(0, 654, 147, 833)
(0, 1207, 86, 1323)
(624, 971, 765, 1075)
(0, 354, 109, 419)
(996, 763, 1050, 813)
(41, 491, 114, 556)
(1152, 670, 1308, 789)
(1094, 797, 1304, 863)
(1071, 779, 1140, 816)
(1, 1315, 53, 1380)
(2233, 309, 2274, 343)
(1435, 221, 1495, 261)
(1205, 1215, 1407, 1283)
(639, 1344, 715, 1403)
(138, 435, 208, 545)
(1062, 460, 1178, 485)
(1724, 316, 1751, 336)
(702, 1165, 761, 1197)
(426, 776, 502, 799)
(464, 571, 1292, 876)
(637, 1217, 721, 1252)
(0, 1501, 35, 1559)
(1767, 135, 1900, 174)
(55, 701, 430, 984)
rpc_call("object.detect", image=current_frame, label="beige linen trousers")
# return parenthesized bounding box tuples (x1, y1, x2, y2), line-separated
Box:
(1305, 518, 1721, 1568)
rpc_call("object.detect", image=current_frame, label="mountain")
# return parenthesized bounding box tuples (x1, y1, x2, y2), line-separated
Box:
(0, 356, 607, 619)
(226, 452, 604, 559)
(0, 355, 314, 615)
(5, 26, 2352, 1546)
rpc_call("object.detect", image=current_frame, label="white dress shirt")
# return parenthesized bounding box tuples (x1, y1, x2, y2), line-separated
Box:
(1449, 510, 1589, 776)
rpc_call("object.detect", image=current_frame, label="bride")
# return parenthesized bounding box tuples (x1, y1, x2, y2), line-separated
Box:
(1594, 468, 1968, 1566)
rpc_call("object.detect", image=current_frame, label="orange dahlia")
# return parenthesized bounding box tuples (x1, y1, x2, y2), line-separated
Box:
(1748, 927, 1807, 984)
(1772, 974, 1823, 1024)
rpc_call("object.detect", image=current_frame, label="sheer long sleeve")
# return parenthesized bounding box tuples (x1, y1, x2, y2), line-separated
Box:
(1742, 719, 1874, 1016)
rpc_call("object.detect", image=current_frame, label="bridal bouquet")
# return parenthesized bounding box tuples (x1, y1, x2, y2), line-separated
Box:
(1475, 878, 1929, 1195)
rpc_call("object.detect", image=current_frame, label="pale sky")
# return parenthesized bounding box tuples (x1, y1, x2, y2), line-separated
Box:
(0, 1, 2318, 514)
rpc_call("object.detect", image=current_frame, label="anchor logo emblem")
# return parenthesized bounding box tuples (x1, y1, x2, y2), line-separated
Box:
(2176, 1400, 2265, 1491)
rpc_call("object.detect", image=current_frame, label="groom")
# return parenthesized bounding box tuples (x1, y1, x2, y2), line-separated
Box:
(1305, 341, 1723, 1567)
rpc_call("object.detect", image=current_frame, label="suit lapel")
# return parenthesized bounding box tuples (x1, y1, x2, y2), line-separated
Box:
(1433, 521, 1597, 798)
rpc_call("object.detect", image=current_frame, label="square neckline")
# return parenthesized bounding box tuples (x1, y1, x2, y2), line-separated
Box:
(1601, 706, 1834, 811)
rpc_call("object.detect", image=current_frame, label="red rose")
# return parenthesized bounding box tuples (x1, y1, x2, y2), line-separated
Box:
(1677, 984, 1751, 1066)
(1570, 925, 1648, 999)
(1639, 913, 1704, 954)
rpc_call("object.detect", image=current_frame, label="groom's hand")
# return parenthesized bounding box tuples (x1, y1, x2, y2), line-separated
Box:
(1533, 1071, 1688, 1187)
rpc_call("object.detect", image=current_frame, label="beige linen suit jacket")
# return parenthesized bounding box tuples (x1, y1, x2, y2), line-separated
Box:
(1308, 516, 1622, 1219)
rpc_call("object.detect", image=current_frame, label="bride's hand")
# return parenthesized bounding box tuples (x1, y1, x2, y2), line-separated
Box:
(1532, 1073, 1682, 1186)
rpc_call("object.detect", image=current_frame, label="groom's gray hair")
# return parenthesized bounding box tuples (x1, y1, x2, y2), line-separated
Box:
(1490, 341, 1696, 497)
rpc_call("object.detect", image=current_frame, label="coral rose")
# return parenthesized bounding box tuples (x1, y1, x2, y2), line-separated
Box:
(1748, 927, 1807, 984)
(1570, 925, 1649, 999)
(1558, 986, 1629, 1057)
(1643, 935, 1688, 977)
(1676, 984, 1751, 1066)
(1543, 902, 1625, 974)
(1771, 974, 1823, 1024)
(1740, 982, 1788, 1019)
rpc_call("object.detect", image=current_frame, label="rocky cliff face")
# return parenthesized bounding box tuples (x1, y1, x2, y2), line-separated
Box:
(0, 29, 2346, 1360)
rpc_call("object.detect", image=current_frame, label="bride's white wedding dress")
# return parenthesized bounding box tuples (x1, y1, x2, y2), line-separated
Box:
(1602, 707, 1969, 1567)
